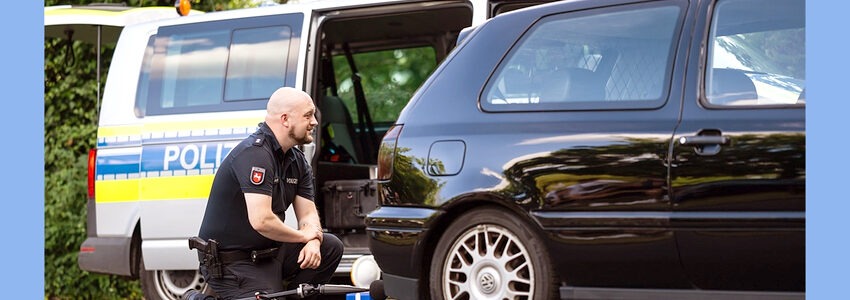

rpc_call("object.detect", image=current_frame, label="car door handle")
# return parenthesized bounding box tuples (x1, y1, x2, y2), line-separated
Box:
(678, 135, 730, 146)
(679, 134, 730, 156)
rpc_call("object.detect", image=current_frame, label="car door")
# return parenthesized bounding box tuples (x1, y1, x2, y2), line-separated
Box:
(670, 0, 805, 292)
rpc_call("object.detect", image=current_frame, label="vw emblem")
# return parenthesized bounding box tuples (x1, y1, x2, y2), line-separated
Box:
(479, 272, 496, 293)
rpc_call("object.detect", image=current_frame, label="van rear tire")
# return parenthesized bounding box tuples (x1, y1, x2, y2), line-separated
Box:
(139, 256, 211, 300)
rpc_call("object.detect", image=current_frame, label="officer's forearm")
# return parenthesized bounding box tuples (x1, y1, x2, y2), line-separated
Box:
(246, 193, 311, 243)
(293, 196, 323, 242)
(253, 213, 310, 243)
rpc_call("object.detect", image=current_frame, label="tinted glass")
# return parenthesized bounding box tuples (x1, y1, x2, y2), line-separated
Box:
(225, 26, 292, 102)
(158, 29, 230, 109)
(134, 36, 155, 117)
(482, 2, 683, 111)
(705, 0, 805, 106)
(146, 13, 303, 116)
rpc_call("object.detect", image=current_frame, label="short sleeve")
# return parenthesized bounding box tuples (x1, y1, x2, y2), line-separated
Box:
(231, 145, 275, 196)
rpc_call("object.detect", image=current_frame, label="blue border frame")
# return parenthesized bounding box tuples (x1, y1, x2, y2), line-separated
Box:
(807, 0, 841, 299)
(5, 0, 45, 297)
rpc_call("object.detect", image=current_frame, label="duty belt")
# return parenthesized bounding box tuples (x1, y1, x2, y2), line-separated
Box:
(219, 247, 279, 263)
(189, 236, 279, 264)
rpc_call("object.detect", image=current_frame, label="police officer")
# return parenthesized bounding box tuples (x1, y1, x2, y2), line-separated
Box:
(197, 87, 343, 299)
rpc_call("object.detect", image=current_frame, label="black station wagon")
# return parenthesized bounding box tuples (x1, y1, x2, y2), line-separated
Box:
(366, 0, 805, 299)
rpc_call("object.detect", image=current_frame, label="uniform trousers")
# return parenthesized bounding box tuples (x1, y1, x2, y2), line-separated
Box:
(200, 233, 343, 300)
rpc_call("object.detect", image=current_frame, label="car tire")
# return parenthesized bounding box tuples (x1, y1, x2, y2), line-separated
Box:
(139, 255, 212, 300)
(429, 207, 558, 300)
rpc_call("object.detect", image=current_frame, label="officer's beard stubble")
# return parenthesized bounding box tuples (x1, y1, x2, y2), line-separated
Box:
(288, 126, 314, 145)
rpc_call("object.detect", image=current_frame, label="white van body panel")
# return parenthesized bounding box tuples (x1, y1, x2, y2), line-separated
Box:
(99, 23, 156, 126)
(94, 202, 140, 237)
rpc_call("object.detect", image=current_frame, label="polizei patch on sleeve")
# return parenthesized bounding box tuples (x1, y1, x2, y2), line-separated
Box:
(250, 167, 266, 185)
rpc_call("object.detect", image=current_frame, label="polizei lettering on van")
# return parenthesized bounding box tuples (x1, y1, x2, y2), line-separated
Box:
(158, 142, 237, 172)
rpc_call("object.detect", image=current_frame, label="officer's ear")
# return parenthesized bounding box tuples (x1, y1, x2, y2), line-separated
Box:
(280, 113, 289, 126)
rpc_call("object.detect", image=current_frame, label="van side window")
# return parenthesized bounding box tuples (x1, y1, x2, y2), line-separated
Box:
(134, 36, 156, 118)
(481, 1, 684, 112)
(146, 14, 303, 116)
(704, 0, 805, 106)
(159, 29, 230, 109)
(225, 26, 292, 102)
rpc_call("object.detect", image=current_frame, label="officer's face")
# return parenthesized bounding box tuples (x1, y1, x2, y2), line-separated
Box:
(288, 102, 318, 145)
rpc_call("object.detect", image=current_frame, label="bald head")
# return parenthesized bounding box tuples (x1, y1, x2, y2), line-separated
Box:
(264, 87, 318, 149)
(266, 87, 312, 117)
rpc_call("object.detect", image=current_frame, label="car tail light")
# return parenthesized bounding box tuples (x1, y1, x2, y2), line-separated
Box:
(377, 125, 402, 180)
(87, 148, 97, 200)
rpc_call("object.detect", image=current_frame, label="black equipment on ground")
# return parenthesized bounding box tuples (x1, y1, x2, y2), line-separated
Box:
(181, 283, 370, 300)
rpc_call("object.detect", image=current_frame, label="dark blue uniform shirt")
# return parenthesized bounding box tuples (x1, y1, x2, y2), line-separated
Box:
(199, 122, 315, 251)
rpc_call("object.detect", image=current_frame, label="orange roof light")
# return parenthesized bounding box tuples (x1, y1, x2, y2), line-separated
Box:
(175, 0, 191, 16)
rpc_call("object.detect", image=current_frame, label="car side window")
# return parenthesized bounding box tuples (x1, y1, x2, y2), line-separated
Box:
(482, 1, 684, 112)
(144, 14, 302, 116)
(704, 0, 805, 106)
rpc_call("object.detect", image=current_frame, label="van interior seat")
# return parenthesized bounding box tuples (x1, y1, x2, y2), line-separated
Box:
(538, 68, 605, 103)
(319, 95, 360, 163)
(709, 68, 758, 105)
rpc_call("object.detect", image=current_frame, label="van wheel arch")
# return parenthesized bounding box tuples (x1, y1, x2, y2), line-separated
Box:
(134, 221, 211, 300)
(130, 223, 141, 278)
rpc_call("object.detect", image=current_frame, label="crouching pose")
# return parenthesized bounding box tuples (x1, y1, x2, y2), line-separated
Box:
(195, 87, 342, 300)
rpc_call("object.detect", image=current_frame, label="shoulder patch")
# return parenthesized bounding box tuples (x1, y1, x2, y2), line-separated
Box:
(252, 137, 264, 146)
(250, 167, 266, 185)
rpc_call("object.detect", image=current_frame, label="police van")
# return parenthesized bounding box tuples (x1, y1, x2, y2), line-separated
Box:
(68, 0, 555, 299)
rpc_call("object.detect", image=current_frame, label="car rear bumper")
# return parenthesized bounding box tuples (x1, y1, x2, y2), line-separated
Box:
(78, 236, 133, 276)
(365, 206, 441, 283)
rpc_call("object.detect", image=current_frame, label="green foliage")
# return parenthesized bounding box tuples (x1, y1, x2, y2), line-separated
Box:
(44, 34, 143, 299)
(332, 47, 437, 124)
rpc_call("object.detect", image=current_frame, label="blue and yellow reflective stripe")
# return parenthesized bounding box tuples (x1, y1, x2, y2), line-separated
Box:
(140, 175, 216, 200)
(142, 118, 260, 132)
(96, 179, 140, 203)
(97, 118, 260, 147)
(96, 176, 217, 203)
(95, 117, 262, 203)
(97, 125, 143, 148)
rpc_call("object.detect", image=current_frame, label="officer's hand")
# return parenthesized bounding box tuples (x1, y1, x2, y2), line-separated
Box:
(299, 226, 323, 244)
(298, 239, 322, 269)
